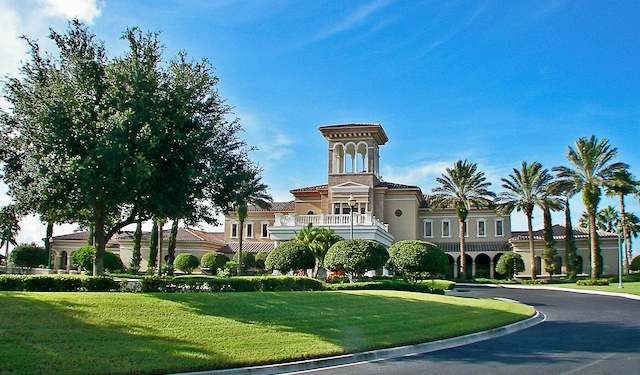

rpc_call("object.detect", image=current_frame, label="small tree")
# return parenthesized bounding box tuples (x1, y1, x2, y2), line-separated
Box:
(265, 241, 315, 274)
(233, 251, 256, 273)
(495, 253, 525, 280)
(174, 253, 199, 274)
(324, 239, 389, 282)
(129, 220, 142, 273)
(630, 255, 640, 271)
(201, 252, 228, 273)
(388, 240, 449, 283)
(255, 251, 270, 271)
(9, 243, 48, 268)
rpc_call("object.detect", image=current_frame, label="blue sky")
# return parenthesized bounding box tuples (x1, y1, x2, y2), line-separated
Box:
(1, 0, 639, 247)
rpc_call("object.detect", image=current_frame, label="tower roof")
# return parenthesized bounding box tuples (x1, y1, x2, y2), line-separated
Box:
(318, 123, 388, 145)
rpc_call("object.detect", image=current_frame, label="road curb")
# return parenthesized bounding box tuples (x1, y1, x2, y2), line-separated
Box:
(172, 310, 545, 375)
(496, 283, 640, 301)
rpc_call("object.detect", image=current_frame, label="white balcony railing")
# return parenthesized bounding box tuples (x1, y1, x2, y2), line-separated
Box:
(273, 213, 389, 232)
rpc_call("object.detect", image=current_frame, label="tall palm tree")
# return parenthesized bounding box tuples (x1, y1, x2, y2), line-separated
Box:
(432, 159, 496, 280)
(553, 135, 628, 279)
(0, 205, 20, 273)
(497, 161, 553, 280)
(229, 167, 272, 275)
(619, 213, 640, 265)
(596, 205, 619, 233)
(551, 178, 580, 278)
(605, 169, 637, 273)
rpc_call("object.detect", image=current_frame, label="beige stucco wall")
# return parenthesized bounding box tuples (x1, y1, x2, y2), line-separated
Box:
(383, 191, 420, 241)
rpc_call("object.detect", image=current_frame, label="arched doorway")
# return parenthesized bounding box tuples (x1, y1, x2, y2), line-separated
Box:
(534, 256, 542, 276)
(474, 253, 491, 279)
(446, 254, 455, 279)
(553, 255, 563, 275)
(576, 255, 584, 274)
(457, 254, 473, 279)
(60, 251, 68, 271)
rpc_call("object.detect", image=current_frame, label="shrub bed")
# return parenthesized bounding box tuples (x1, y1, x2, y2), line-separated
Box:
(0, 275, 123, 292)
(327, 280, 450, 294)
(138, 275, 325, 293)
(576, 278, 610, 286)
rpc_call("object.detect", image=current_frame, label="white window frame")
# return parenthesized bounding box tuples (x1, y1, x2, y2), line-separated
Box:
(477, 219, 487, 238)
(260, 221, 269, 239)
(245, 221, 254, 239)
(441, 219, 451, 238)
(495, 219, 505, 237)
(230, 221, 239, 239)
(423, 219, 433, 238)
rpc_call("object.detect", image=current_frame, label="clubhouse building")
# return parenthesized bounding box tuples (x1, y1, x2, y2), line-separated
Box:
(50, 124, 621, 278)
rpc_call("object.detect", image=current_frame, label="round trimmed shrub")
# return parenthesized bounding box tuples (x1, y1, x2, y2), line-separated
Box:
(631, 255, 640, 271)
(495, 252, 525, 280)
(255, 251, 270, 270)
(233, 251, 256, 271)
(174, 253, 200, 274)
(265, 241, 315, 274)
(9, 243, 48, 268)
(71, 246, 123, 274)
(388, 240, 449, 282)
(201, 252, 228, 272)
(324, 239, 389, 280)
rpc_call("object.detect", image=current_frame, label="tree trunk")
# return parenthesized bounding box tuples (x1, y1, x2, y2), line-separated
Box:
(158, 221, 164, 275)
(45, 222, 53, 269)
(619, 193, 630, 274)
(93, 203, 106, 276)
(238, 219, 244, 275)
(459, 219, 467, 280)
(527, 211, 536, 280)
(588, 207, 600, 279)
(166, 218, 178, 273)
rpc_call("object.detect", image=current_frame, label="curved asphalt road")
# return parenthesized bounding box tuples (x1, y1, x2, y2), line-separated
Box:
(291, 285, 640, 375)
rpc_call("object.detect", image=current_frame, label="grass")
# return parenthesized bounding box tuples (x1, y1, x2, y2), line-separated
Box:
(550, 281, 640, 296)
(0, 290, 533, 375)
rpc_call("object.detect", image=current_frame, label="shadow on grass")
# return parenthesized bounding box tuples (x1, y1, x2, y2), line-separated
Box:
(0, 293, 234, 375)
(149, 290, 532, 353)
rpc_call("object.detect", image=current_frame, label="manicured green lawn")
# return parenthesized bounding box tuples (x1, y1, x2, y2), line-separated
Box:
(0, 290, 533, 375)
(551, 281, 640, 296)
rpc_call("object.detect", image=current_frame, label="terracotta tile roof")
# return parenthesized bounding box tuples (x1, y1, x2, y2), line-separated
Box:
(52, 231, 91, 241)
(116, 228, 226, 245)
(377, 181, 420, 189)
(509, 224, 618, 242)
(431, 241, 510, 253)
(290, 185, 328, 193)
(248, 201, 295, 212)
(220, 242, 275, 254)
(318, 123, 381, 129)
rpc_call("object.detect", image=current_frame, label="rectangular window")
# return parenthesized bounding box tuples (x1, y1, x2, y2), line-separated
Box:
(261, 223, 269, 238)
(477, 220, 486, 237)
(334, 203, 341, 214)
(423, 220, 433, 238)
(441, 221, 450, 238)
(231, 223, 238, 238)
(246, 223, 253, 238)
(495, 220, 504, 237)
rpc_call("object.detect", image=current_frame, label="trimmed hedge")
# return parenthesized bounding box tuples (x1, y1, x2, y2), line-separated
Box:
(576, 278, 610, 286)
(0, 275, 122, 292)
(138, 275, 325, 293)
(327, 280, 448, 294)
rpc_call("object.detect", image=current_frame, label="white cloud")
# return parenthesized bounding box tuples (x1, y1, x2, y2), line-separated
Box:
(311, 0, 394, 43)
(381, 160, 452, 189)
(36, 0, 103, 24)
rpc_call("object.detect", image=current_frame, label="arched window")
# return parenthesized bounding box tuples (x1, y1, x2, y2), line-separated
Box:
(356, 142, 368, 172)
(345, 143, 356, 173)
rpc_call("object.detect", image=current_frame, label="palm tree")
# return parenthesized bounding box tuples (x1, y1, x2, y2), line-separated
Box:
(497, 161, 553, 280)
(596, 205, 619, 233)
(553, 135, 628, 279)
(229, 167, 272, 275)
(0, 205, 20, 273)
(605, 169, 637, 273)
(432, 159, 496, 280)
(619, 213, 640, 266)
(297, 224, 342, 278)
(551, 178, 580, 278)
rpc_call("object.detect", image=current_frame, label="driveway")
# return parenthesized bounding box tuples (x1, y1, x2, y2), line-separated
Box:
(293, 285, 640, 375)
